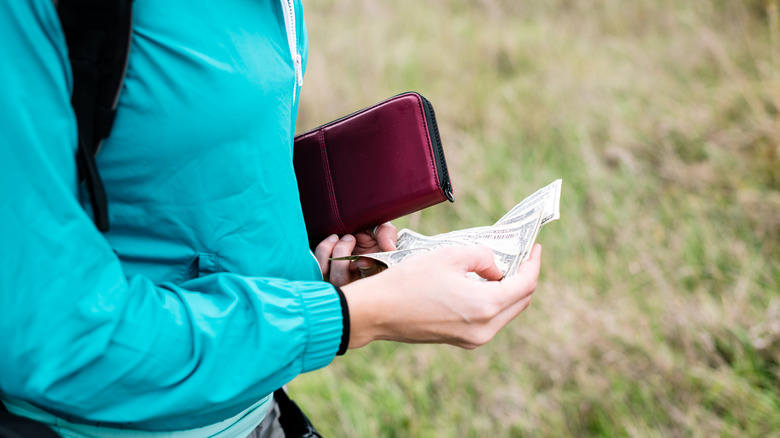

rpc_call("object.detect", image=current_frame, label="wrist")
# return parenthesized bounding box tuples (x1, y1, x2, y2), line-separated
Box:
(340, 274, 389, 349)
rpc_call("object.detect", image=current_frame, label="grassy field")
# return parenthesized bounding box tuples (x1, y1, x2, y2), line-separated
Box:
(290, 1, 780, 436)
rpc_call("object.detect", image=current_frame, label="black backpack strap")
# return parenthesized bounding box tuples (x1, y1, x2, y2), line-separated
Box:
(273, 389, 323, 438)
(57, 0, 134, 231)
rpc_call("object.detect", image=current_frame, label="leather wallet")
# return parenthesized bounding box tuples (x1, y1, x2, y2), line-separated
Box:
(293, 92, 455, 247)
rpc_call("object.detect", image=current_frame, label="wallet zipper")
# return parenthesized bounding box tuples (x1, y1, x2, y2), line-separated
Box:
(418, 94, 455, 202)
(296, 92, 455, 203)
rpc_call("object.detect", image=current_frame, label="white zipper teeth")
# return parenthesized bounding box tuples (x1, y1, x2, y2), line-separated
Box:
(280, 0, 303, 103)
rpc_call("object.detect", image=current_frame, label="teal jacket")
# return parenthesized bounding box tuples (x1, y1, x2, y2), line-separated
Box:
(0, 0, 344, 432)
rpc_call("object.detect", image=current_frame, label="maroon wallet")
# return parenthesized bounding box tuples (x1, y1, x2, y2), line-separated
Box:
(293, 92, 454, 247)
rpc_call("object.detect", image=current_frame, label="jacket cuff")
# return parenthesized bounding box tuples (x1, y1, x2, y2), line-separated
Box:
(299, 284, 345, 372)
(333, 286, 350, 355)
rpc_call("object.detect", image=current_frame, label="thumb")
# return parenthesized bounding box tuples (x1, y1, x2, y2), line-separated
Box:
(450, 245, 503, 281)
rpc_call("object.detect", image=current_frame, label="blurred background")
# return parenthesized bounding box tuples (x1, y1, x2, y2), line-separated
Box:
(289, 0, 780, 436)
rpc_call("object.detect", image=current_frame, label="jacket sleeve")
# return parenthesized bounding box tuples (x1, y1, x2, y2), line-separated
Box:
(0, 0, 343, 431)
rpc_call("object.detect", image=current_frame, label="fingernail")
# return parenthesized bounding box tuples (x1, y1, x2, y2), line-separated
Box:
(328, 234, 339, 243)
(342, 234, 355, 242)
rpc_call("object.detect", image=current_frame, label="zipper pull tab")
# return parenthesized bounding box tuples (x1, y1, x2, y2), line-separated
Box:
(444, 180, 454, 202)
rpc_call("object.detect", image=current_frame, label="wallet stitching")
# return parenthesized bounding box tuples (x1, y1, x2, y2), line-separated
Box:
(318, 128, 346, 234)
(317, 93, 406, 131)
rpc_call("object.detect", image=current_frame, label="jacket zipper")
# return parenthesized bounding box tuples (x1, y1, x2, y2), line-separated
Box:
(280, 0, 302, 104)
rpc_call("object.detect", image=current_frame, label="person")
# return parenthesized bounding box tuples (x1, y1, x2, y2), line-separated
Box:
(0, 0, 542, 437)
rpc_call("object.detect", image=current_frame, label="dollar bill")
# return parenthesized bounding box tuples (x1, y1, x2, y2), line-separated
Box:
(494, 178, 561, 227)
(331, 179, 562, 277)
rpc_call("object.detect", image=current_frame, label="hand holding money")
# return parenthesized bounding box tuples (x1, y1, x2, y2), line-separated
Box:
(315, 222, 398, 286)
(341, 243, 543, 349)
(334, 179, 562, 277)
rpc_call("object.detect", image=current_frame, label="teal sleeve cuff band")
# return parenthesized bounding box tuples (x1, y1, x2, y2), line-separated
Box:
(299, 285, 344, 372)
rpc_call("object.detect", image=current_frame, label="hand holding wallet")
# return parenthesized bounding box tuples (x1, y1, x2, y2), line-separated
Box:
(293, 92, 454, 247)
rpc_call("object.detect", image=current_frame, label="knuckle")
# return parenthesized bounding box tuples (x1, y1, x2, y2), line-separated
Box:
(466, 328, 495, 347)
(314, 241, 328, 254)
(332, 243, 353, 258)
(473, 299, 501, 321)
(460, 342, 479, 351)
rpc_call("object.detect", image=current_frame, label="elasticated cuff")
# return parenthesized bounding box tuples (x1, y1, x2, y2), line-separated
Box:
(333, 286, 350, 355)
(299, 284, 346, 372)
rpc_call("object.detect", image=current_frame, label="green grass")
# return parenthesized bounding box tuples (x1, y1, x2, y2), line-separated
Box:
(291, 0, 780, 436)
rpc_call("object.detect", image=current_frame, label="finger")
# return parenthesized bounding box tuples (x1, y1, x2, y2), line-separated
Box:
(374, 222, 398, 251)
(314, 234, 340, 278)
(354, 230, 379, 254)
(444, 245, 503, 281)
(356, 259, 384, 278)
(329, 235, 357, 286)
(517, 243, 542, 274)
(497, 244, 542, 303)
(515, 244, 542, 277)
(356, 255, 375, 270)
(468, 257, 540, 346)
(354, 222, 398, 255)
(485, 294, 534, 337)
